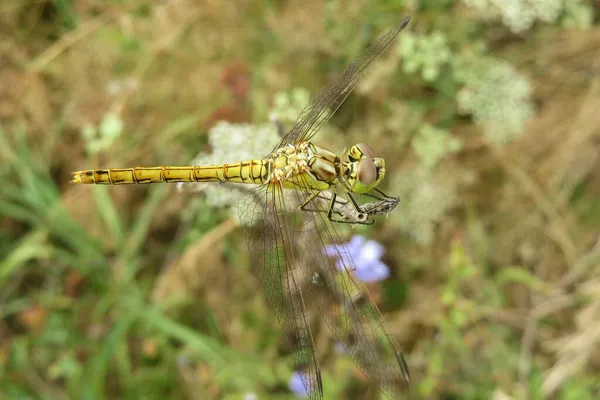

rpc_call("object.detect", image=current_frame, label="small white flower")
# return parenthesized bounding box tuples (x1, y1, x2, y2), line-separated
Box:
(463, 0, 566, 33)
(398, 31, 452, 82)
(457, 60, 533, 145)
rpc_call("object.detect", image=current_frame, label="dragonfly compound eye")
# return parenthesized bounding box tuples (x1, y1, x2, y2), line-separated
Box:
(357, 158, 377, 186)
(356, 143, 375, 158)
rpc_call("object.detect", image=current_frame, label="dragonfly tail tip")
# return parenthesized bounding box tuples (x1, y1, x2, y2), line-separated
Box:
(70, 171, 85, 184)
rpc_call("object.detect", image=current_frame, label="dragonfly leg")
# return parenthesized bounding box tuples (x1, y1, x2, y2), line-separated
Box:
(298, 191, 374, 225)
(367, 187, 398, 202)
(377, 188, 400, 203)
(298, 192, 347, 219)
(298, 191, 322, 211)
(329, 192, 373, 225)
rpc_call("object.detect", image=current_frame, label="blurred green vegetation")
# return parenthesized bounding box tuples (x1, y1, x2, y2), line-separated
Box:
(1, 0, 599, 399)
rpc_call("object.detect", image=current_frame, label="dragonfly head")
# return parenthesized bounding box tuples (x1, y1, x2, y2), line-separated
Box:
(344, 143, 386, 194)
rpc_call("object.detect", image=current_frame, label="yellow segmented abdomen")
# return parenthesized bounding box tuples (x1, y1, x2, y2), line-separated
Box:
(71, 160, 270, 185)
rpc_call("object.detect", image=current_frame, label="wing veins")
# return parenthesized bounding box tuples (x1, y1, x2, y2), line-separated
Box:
(240, 184, 323, 399)
(271, 183, 323, 400)
(291, 174, 410, 398)
(274, 17, 410, 150)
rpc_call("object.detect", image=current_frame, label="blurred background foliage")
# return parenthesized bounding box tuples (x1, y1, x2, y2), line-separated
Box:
(1, 0, 599, 399)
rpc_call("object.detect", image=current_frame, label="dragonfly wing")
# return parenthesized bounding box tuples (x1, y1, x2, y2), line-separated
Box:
(274, 17, 410, 150)
(288, 175, 410, 398)
(239, 184, 323, 399)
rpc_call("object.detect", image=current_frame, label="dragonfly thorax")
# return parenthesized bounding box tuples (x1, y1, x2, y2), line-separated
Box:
(267, 141, 338, 191)
(342, 143, 386, 194)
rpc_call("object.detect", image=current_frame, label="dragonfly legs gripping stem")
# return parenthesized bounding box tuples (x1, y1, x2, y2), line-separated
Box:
(298, 188, 399, 225)
(299, 191, 373, 225)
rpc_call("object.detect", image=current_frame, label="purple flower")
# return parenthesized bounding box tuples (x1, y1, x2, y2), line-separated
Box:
(289, 372, 309, 397)
(324, 235, 390, 282)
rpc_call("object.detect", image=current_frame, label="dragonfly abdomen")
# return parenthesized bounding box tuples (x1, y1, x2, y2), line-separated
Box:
(71, 160, 270, 185)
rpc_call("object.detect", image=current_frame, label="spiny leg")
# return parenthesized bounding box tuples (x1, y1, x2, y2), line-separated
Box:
(298, 191, 323, 212)
(299, 191, 373, 225)
(363, 188, 397, 202)
(372, 188, 397, 201)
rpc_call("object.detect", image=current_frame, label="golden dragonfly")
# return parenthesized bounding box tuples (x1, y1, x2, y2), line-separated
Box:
(72, 17, 411, 399)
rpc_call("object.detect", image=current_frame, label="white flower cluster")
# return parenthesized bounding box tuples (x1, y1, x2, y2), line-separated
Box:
(398, 31, 452, 82)
(457, 60, 534, 145)
(411, 124, 462, 170)
(178, 121, 280, 215)
(206, 121, 279, 161)
(391, 167, 457, 246)
(462, 0, 563, 33)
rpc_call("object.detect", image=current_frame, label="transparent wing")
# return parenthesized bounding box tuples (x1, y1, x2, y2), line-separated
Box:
(273, 17, 410, 150)
(239, 184, 323, 400)
(289, 174, 410, 398)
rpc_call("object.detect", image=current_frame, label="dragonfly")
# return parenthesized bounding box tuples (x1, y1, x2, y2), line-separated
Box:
(72, 16, 411, 399)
